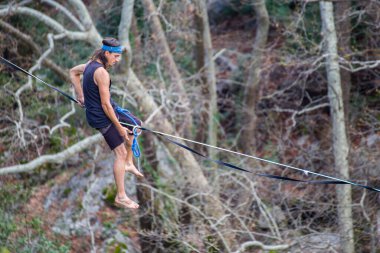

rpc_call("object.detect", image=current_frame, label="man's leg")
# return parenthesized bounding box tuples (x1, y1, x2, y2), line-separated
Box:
(113, 143, 139, 209)
(125, 135, 144, 178)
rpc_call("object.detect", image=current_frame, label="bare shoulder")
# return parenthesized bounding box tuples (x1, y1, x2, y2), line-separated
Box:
(70, 63, 86, 74)
(94, 66, 109, 79)
(94, 67, 110, 86)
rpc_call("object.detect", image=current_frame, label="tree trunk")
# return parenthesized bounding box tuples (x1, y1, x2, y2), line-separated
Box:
(238, 0, 269, 152)
(130, 14, 143, 70)
(334, 0, 352, 128)
(320, 2, 354, 253)
(194, 0, 218, 158)
(377, 210, 380, 251)
(118, 0, 135, 71)
(194, 2, 208, 153)
(136, 133, 165, 253)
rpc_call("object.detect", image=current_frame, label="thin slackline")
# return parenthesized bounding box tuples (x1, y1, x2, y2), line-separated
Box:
(0, 56, 79, 104)
(120, 121, 380, 192)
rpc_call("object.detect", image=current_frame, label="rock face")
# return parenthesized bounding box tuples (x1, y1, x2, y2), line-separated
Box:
(296, 233, 341, 252)
(42, 154, 140, 252)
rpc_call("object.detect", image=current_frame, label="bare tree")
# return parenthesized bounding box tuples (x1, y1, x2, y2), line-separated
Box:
(193, 0, 218, 157)
(320, 2, 354, 253)
(238, 0, 269, 152)
(335, 0, 352, 126)
(118, 0, 135, 71)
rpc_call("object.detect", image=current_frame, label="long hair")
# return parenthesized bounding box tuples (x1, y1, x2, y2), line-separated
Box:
(90, 38, 121, 68)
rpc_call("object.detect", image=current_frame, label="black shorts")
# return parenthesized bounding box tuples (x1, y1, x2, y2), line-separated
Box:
(98, 111, 142, 150)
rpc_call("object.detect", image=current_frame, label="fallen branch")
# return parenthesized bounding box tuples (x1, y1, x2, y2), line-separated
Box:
(0, 134, 103, 175)
(232, 240, 290, 253)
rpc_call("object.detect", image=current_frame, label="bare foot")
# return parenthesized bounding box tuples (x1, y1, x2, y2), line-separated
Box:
(125, 164, 144, 178)
(114, 196, 139, 209)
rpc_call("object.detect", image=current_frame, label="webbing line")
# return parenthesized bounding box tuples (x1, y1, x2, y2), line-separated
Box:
(0, 57, 79, 104)
(120, 122, 380, 192)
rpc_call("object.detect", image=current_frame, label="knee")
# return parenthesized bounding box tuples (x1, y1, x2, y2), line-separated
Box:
(125, 138, 133, 148)
(114, 147, 128, 159)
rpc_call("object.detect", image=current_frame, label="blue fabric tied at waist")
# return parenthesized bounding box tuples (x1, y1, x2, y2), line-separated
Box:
(115, 106, 141, 158)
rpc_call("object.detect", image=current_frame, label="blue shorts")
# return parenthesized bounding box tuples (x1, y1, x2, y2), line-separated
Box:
(98, 111, 141, 150)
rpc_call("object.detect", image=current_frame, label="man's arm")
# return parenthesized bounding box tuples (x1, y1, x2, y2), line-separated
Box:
(69, 64, 86, 106)
(94, 67, 129, 141)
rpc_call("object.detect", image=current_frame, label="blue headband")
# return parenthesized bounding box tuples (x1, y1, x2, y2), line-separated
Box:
(102, 45, 123, 54)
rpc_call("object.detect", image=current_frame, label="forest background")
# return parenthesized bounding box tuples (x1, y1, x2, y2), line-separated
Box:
(0, 0, 379, 252)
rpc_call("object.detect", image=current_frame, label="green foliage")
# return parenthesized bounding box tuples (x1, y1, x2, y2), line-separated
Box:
(103, 220, 116, 230)
(0, 183, 30, 211)
(102, 184, 117, 206)
(0, 247, 11, 253)
(62, 187, 72, 198)
(302, 4, 322, 45)
(266, 0, 292, 22)
(37, 238, 71, 253)
(105, 239, 129, 253)
(349, 2, 378, 52)
(113, 242, 128, 253)
(205, 235, 220, 253)
(0, 210, 16, 245)
(53, 40, 93, 69)
(275, 1, 322, 54)
(143, 63, 159, 78)
(0, 72, 13, 95)
(262, 141, 280, 163)
(0, 182, 69, 252)
(16, 234, 70, 253)
(173, 40, 196, 74)
(48, 134, 63, 153)
(16, 217, 70, 253)
(133, 0, 146, 31)
(9, 15, 49, 47)
(29, 217, 43, 233)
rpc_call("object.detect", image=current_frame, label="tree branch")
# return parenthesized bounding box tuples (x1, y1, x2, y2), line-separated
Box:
(118, 0, 134, 68)
(0, 5, 89, 41)
(66, 0, 94, 29)
(0, 134, 103, 175)
(41, 0, 85, 31)
(66, 0, 102, 46)
(232, 240, 290, 253)
(0, 19, 69, 81)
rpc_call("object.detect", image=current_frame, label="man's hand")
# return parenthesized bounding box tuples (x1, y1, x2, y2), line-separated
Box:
(118, 127, 132, 142)
(76, 95, 85, 107)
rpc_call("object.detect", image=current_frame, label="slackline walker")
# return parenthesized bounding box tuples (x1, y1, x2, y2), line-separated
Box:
(1, 56, 379, 193)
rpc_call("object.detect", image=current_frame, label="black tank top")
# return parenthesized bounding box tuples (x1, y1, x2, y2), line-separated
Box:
(83, 61, 116, 128)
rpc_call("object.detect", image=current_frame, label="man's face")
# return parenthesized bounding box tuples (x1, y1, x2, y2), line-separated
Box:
(105, 51, 121, 67)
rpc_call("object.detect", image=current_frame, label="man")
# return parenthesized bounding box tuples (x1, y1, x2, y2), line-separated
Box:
(70, 38, 143, 209)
